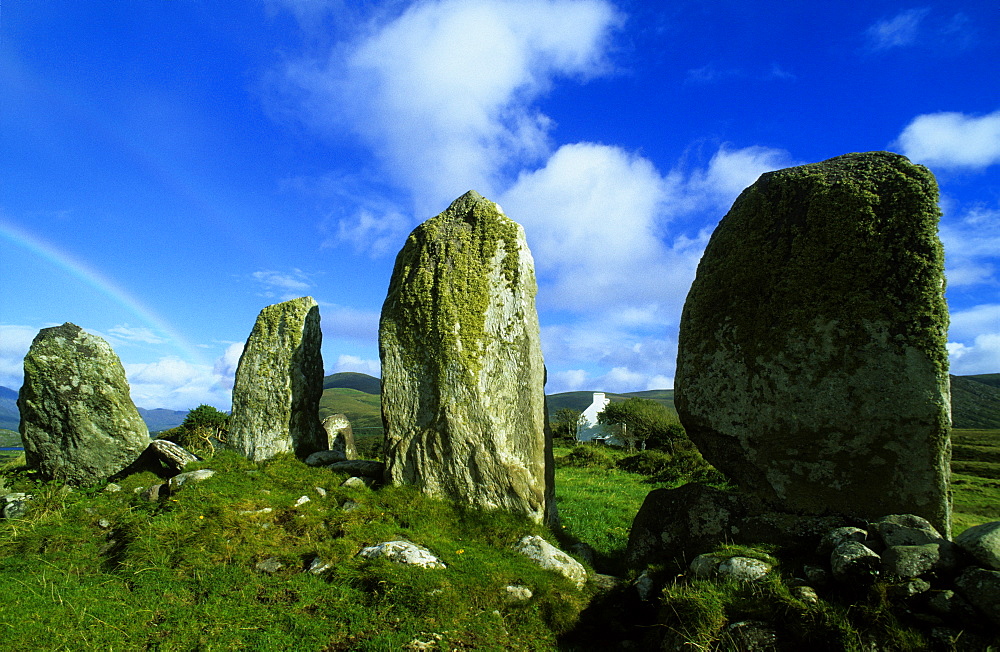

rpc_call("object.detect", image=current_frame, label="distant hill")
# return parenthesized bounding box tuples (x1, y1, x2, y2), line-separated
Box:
(323, 372, 381, 395)
(137, 408, 189, 433)
(952, 375, 1000, 429)
(0, 386, 18, 431)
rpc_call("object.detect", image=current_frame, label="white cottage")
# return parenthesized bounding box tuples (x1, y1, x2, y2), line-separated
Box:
(576, 392, 614, 443)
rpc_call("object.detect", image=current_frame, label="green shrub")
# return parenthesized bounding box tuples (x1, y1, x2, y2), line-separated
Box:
(616, 449, 672, 476)
(555, 444, 617, 469)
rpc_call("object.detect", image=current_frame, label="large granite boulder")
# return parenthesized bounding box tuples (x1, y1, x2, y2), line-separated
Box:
(228, 297, 325, 461)
(380, 190, 554, 525)
(675, 152, 952, 535)
(18, 323, 149, 484)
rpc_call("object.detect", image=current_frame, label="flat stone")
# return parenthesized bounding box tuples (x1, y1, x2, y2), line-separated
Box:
(515, 535, 586, 588)
(357, 540, 446, 569)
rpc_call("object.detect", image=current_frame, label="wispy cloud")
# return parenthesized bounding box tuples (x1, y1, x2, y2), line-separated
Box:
(866, 8, 930, 51)
(107, 324, 168, 345)
(948, 304, 1000, 375)
(250, 269, 316, 298)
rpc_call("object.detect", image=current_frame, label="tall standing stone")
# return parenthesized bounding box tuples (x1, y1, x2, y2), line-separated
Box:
(675, 152, 952, 535)
(380, 191, 554, 525)
(228, 296, 325, 461)
(18, 323, 149, 484)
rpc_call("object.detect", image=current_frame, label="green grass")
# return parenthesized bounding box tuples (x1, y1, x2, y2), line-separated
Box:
(0, 451, 593, 650)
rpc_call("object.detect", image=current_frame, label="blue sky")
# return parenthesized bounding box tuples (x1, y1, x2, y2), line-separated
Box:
(2, 0, 998, 411)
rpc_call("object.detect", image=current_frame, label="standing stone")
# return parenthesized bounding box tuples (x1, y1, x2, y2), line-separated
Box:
(18, 323, 149, 484)
(228, 297, 325, 461)
(380, 191, 554, 525)
(675, 152, 951, 534)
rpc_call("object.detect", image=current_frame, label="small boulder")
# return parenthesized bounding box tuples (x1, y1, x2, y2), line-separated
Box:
(880, 543, 941, 580)
(830, 541, 880, 584)
(148, 439, 200, 473)
(358, 540, 446, 569)
(305, 450, 345, 467)
(327, 460, 385, 480)
(818, 526, 868, 556)
(954, 566, 1000, 626)
(718, 557, 771, 582)
(1, 493, 32, 520)
(954, 521, 1000, 571)
(168, 469, 215, 489)
(515, 535, 586, 588)
(504, 585, 533, 602)
(255, 557, 284, 574)
(873, 514, 943, 547)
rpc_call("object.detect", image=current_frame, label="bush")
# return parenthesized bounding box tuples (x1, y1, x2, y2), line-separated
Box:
(157, 404, 229, 455)
(616, 450, 673, 476)
(555, 445, 617, 469)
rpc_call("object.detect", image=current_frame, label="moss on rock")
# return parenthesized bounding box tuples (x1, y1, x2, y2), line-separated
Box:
(675, 152, 952, 534)
(380, 191, 554, 525)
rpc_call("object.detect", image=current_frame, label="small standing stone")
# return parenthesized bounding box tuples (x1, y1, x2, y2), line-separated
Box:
(228, 297, 325, 461)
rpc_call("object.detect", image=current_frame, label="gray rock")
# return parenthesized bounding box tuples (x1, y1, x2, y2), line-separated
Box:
(103, 483, 122, 493)
(674, 152, 951, 535)
(142, 484, 166, 502)
(802, 564, 830, 587)
(380, 191, 553, 525)
(504, 585, 533, 601)
(97, 518, 112, 529)
(358, 540, 446, 569)
(885, 578, 931, 599)
(307, 557, 333, 575)
(589, 574, 623, 592)
(718, 557, 771, 582)
(255, 557, 284, 574)
(514, 535, 586, 588)
(690, 554, 724, 579)
(168, 469, 215, 489)
(873, 513, 943, 547)
(569, 542, 596, 567)
(305, 450, 344, 467)
(327, 460, 385, 479)
(228, 297, 325, 461)
(18, 323, 150, 484)
(322, 414, 356, 461)
(926, 589, 980, 620)
(148, 439, 199, 473)
(830, 541, 880, 584)
(880, 543, 940, 580)
(954, 566, 1000, 626)
(818, 526, 868, 556)
(340, 477, 369, 489)
(1, 493, 32, 520)
(954, 520, 1000, 571)
(634, 569, 656, 601)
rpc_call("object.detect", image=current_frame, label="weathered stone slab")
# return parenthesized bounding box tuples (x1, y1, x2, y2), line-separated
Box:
(228, 297, 325, 461)
(18, 323, 150, 484)
(675, 152, 951, 535)
(321, 414, 356, 460)
(379, 191, 554, 525)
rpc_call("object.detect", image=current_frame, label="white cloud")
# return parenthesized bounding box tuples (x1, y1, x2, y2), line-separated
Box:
(125, 346, 243, 411)
(896, 110, 1000, 169)
(213, 342, 245, 390)
(866, 8, 930, 50)
(0, 324, 38, 389)
(331, 354, 381, 377)
(940, 201, 1000, 288)
(947, 304, 1000, 375)
(333, 208, 412, 258)
(284, 0, 621, 213)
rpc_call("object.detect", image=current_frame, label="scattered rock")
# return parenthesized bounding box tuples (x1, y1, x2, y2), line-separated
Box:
(255, 557, 284, 574)
(885, 578, 931, 599)
(954, 520, 1000, 571)
(830, 541, 880, 584)
(305, 450, 345, 467)
(515, 535, 586, 588)
(358, 540, 446, 569)
(726, 620, 777, 650)
(307, 557, 333, 575)
(147, 439, 200, 474)
(327, 460, 385, 480)
(380, 191, 553, 525)
(790, 586, 819, 604)
(589, 574, 623, 592)
(314, 487, 327, 498)
(228, 297, 326, 461)
(103, 483, 122, 493)
(634, 569, 655, 601)
(168, 469, 215, 489)
(881, 544, 941, 580)
(690, 553, 723, 579)
(341, 500, 360, 512)
(504, 585, 533, 602)
(97, 518, 112, 529)
(818, 526, 868, 555)
(142, 484, 166, 502)
(340, 477, 370, 489)
(675, 152, 951, 534)
(954, 566, 1000, 626)
(1, 493, 32, 520)
(718, 557, 771, 582)
(18, 323, 150, 484)
(294, 495, 310, 507)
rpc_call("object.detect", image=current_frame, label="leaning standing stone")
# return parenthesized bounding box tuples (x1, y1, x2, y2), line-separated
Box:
(380, 191, 554, 525)
(18, 323, 150, 484)
(228, 297, 325, 461)
(675, 152, 951, 535)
